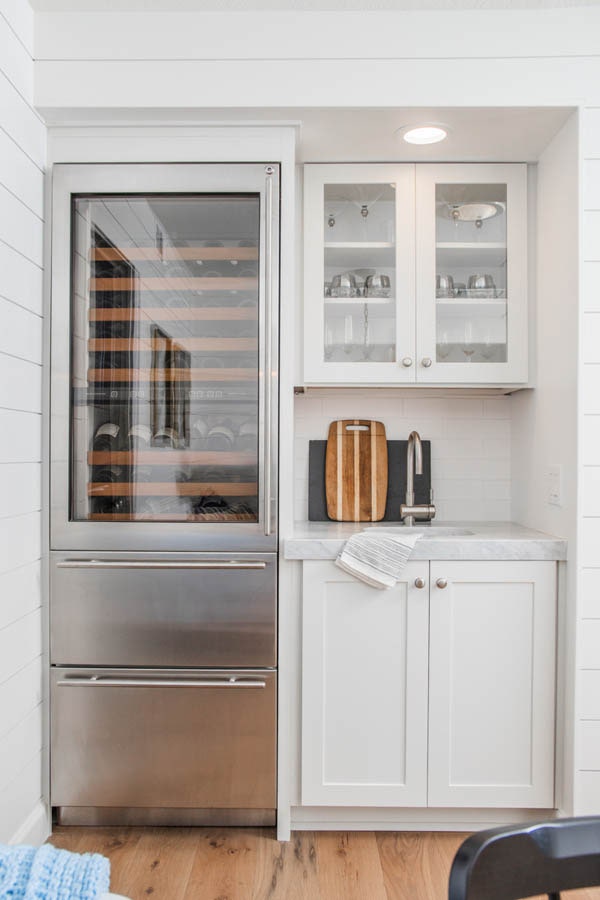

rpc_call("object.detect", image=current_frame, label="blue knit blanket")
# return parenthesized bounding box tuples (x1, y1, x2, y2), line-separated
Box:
(0, 843, 110, 900)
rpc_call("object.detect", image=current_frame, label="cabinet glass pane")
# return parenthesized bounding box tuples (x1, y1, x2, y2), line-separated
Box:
(435, 183, 507, 364)
(323, 183, 396, 364)
(71, 194, 260, 523)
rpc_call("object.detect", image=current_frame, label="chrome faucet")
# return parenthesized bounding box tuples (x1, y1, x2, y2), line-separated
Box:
(400, 430, 436, 526)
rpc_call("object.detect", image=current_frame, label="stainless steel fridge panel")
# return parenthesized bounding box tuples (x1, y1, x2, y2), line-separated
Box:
(51, 668, 276, 811)
(50, 551, 277, 668)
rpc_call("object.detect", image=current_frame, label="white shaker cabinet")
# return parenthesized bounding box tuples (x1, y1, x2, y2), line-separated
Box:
(301, 560, 429, 806)
(303, 163, 528, 386)
(301, 559, 556, 809)
(428, 560, 556, 808)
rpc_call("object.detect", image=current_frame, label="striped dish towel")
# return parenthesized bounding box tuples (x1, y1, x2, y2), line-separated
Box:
(335, 531, 422, 589)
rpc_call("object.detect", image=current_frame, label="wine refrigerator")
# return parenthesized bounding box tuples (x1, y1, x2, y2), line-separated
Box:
(49, 163, 279, 826)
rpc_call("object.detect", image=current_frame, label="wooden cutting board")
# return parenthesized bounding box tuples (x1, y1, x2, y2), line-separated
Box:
(325, 420, 388, 522)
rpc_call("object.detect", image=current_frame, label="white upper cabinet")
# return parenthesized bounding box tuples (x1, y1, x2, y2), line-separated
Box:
(304, 164, 416, 384)
(416, 164, 528, 384)
(303, 162, 528, 386)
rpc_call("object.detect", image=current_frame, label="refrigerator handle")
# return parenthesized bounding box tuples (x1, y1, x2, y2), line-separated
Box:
(56, 676, 267, 689)
(56, 560, 267, 570)
(264, 165, 274, 537)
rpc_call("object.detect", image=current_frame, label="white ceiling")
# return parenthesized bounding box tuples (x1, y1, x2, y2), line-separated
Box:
(28, 0, 600, 10)
(60, 106, 572, 162)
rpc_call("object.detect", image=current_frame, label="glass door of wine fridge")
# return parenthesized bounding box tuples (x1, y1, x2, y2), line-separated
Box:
(51, 164, 279, 552)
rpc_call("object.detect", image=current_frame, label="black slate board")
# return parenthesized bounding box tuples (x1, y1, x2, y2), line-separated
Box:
(308, 440, 432, 522)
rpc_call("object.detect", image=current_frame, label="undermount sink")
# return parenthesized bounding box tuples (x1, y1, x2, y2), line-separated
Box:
(363, 525, 474, 537)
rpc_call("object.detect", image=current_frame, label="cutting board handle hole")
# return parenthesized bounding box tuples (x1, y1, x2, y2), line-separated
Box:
(345, 424, 369, 432)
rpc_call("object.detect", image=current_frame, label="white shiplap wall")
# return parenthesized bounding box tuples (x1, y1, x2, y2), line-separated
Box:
(0, 0, 47, 845)
(577, 109, 600, 812)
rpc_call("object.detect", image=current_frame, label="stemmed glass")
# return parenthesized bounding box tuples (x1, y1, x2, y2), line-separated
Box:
(481, 326, 495, 361)
(437, 328, 451, 361)
(462, 322, 476, 362)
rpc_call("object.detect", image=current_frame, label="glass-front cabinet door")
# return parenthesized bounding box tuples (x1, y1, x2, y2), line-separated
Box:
(415, 163, 528, 384)
(51, 163, 279, 552)
(304, 165, 415, 383)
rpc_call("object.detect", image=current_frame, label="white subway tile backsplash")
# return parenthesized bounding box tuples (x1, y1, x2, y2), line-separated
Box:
(432, 438, 485, 459)
(404, 397, 484, 419)
(294, 391, 510, 521)
(483, 397, 512, 419)
(482, 480, 512, 501)
(433, 479, 483, 501)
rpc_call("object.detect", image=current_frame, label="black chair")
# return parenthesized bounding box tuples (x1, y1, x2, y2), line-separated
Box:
(448, 817, 600, 900)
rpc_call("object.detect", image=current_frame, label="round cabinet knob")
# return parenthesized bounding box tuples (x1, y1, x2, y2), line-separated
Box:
(402, 357, 413, 368)
(414, 577, 426, 589)
(421, 357, 433, 368)
(436, 578, 448, 590)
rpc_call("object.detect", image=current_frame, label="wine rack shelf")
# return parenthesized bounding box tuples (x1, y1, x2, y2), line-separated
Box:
(89, 338, 258, 352)
(89, 307, 258, 322)
(88, 482, 258, 497)
(92, 247, 258, 262)
(88, 451, 256, 466)
(91, 277, 257, 292)
(88, 512, 258, 522)
(88, 368, 257, 382)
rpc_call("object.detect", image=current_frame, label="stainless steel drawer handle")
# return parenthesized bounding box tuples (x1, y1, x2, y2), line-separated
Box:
(57, 677, 267, 689)
(56, 560, 267, 570)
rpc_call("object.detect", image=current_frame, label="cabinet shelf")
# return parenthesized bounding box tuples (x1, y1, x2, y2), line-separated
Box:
(87, 368, 257, 383)
(92, 246, 258, 262)
(89, 337, 258, 352)
(89, 307, 257, 322)
(324, 297, 393, 306)
(88, 450, 256, 466)
(90, 277, 257, 292)
(436, 299, 507, 318)
(88, 482, 257, 497)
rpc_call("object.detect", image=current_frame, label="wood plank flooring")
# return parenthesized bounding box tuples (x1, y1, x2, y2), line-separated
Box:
(49, 828, 600, 900)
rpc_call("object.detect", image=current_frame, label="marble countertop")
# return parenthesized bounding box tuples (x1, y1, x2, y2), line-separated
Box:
(283, 521, 567, 561)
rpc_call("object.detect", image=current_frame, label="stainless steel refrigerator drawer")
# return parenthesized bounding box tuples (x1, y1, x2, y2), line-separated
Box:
(50, 552, 276, 667)
(51, 668, 277, 811)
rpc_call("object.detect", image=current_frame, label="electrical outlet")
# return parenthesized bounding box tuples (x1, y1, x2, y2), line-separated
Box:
(548, 464, 562, 507)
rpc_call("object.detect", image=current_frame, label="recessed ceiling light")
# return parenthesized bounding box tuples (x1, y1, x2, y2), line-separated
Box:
(397, 124, 449, 145)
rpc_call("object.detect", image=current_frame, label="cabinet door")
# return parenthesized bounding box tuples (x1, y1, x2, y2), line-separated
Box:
(303, 164, 416, 384)
(302, 560, 428, 806)
(416, 164, 528, 384)
(428, 561, 556, 807)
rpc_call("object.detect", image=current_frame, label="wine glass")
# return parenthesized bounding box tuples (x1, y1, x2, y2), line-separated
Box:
(462, 322, 476, 362)
(481, 326, 496, 361)
(437, 329, 451, 361)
